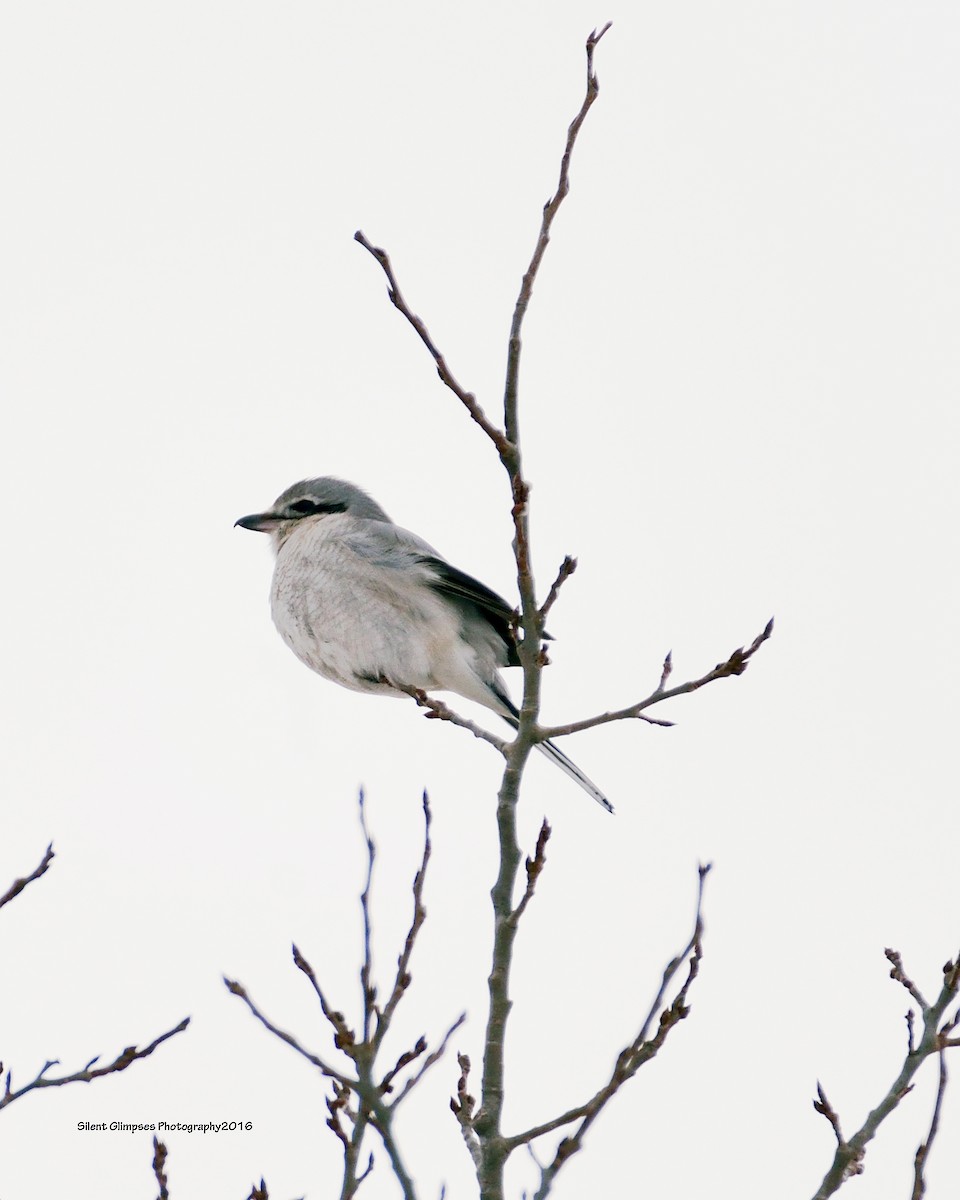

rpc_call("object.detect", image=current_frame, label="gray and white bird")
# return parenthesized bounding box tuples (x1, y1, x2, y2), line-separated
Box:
(236, 477, 612, 812)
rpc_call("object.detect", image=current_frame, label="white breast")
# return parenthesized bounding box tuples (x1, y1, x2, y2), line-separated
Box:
(268, 514, 469, 698)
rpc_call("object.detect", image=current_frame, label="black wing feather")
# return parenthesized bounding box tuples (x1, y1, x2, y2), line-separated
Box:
(420, 557, 521, 666)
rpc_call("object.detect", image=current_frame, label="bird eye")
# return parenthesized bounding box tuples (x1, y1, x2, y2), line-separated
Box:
(285, 498, 348, 518)
(288, 499, 320, 515)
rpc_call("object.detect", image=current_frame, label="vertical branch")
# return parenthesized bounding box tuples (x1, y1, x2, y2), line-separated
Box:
(502, 22, 612, 692)
(357, 791, 377, 1043)
(503, 24, 612, 448)
(474, 28, 612, 1200)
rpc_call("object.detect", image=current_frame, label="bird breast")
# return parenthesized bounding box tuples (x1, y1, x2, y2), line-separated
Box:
(268, 516, 461, 696)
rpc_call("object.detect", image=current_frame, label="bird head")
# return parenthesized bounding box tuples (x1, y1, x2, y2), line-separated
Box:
(235, 477, 391, 549)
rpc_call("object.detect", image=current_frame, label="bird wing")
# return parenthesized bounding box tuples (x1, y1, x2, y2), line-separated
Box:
(343, 520, 520, 666)
(419, 557, 520, 667)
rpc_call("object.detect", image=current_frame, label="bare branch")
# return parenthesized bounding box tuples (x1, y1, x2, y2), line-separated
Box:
(379, 793, 432, 1036)
(380, 1038, 428, 1095)
(396, 684, 508, 752)
(887, 947, 929, 1009)
(539, 558, 577, 625)
(540, 618, 774, 740)
(905, 1009, 917, 1056)
(811, 949, 960, 1199)
(392, 1012, 467, 1106)
(152, 1136, 169, 1200)
(0, 1018, 190, 1111)
(353, 230, 509, 453)
(506, 864, 710, 1181)
(475, 41, 615, 1195)
(0, 844, 54, 911)
(911, 1050, 948, 1200)
(502, 22, 612, 445)
(225, 978, 349, 1085)
(813, 1084, 847, 1149)
(509, 821, 551, 927)
(451, 1053, 482, 1171)
(292, 944, 356, 1050)
(358, 792, 378, 1043)
(233, 794, 464, 1200)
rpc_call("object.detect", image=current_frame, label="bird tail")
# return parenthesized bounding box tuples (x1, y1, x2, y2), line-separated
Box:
(492, 688, 613, 814)
(533, 737, 614, 814)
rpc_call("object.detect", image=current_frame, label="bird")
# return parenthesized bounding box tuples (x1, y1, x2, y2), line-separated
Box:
(236, 477, 612, 812)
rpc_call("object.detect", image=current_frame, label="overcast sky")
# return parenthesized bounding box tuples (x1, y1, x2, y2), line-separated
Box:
(2, 3, 959, 1198)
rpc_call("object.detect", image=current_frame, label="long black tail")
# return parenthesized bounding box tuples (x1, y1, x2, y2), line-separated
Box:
(493, 690, 613, 814)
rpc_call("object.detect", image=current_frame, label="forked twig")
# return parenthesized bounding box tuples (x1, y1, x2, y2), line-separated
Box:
(811, 950, 960, 1199)
(507, 865, 711, 1199)
(540, 618, 774, 740)
(228, 793, 461, 1200)
(1, 1018, 190, 1111)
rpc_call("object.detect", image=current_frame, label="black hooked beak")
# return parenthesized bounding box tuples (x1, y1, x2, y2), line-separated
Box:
(235, 511, 280, 532)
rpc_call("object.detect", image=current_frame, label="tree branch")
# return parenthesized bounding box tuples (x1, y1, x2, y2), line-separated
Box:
(229, 793, 461, 1200)
(353, 231, 509, 454)
(811, 950, 960, 1199)
(396, 684, 508, 752)
(508, 820, 551, 928)
(152, 1136, 170, 1200)
(0, 843, 54, 911)
(378, 793, 432, 1037)
(392, 1012, 467, 1106)
(514, 865, 710, 1199)
(538, 558, 577, 625)
(540, 618, 774, 739)
(225, 978, 350, 1085)
(358, 791, 378, 1044)
(911, 1048, 948, 1200)
(0, 1018, 190, 1111)
(502, 22, 611, 446)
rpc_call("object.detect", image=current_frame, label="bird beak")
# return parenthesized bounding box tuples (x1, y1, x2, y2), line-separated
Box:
(235, 511, 280, 532)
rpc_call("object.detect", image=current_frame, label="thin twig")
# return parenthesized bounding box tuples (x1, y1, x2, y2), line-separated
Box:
(0, 844, 54, 911)
(152, 1136, 169, 1200)
(396, 685, 508, 752)
(539, 558, 577, 625)
(811, 950, 960, 1199)
(232, 794, 461, 1200)
(292, 944, 356, 1049)
(353, 231, 509, 454)
(887, 948, 929, 1010)
(358, 792, 378, 1042)
(509, 821, 551, 927)
(451, 1053, 482, 1170)
(813, 1084, 846, 1148)
(513, 865, 710, 1197)
(0, 1018, 190, 1110)
(540, 618, 774, 740)
(502, 22, 612, 446)
(225, 979, 349, 1085)
(379, 793, 432, 1035)
(911, 1050, 948, 1200)
(392, 1013, 467, 1106)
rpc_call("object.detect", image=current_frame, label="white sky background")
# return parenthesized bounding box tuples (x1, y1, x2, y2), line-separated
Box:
(2, 2, 959, 1197)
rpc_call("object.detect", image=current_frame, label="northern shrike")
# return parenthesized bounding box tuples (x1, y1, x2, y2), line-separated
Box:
(236, 477, 612, 812)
